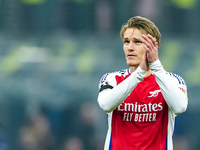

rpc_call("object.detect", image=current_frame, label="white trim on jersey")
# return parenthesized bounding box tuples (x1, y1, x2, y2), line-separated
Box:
(104, 112, 113, 150)
(166, 110, 176, 150)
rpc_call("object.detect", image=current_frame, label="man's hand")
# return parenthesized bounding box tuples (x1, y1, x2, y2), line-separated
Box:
(141, 34, 159, 63)
(139, 50, 149, 71)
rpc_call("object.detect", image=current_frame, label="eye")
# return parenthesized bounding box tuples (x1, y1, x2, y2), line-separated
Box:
(123, 40, 130, 44)
(135, 40, 142, 44)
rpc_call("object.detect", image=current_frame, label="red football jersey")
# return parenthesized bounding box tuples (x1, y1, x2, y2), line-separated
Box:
(111, 74, 168, 150)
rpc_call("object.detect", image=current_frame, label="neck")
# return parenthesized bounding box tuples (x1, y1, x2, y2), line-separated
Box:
(144, 70, 152, 77)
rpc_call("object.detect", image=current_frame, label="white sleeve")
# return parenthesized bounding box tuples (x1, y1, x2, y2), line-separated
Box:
(149, 59, 188, 115)
(97, 67, 147, 113)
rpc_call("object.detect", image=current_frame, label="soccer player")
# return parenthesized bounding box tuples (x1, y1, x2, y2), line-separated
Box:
(97, 16, 188, 150)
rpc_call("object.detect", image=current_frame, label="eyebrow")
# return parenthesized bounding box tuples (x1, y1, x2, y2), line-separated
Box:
(123, 37, 142, 41)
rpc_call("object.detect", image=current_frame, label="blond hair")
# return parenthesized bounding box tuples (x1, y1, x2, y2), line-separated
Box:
(120, 16, 161, 46)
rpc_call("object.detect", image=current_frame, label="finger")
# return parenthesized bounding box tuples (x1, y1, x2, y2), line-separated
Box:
(142, 34, 154, 49)
(147, 34, 158, 47)
(141, 38, 150, 50)
(147, 34, 156, 42)
(142, 49, 147, 60)
(140, 50, 149, 71)
(144, 34, 157, 47)
(142, 34, 152, 44)
(143, 34, 158, 53)
(142, 43, 150, 51)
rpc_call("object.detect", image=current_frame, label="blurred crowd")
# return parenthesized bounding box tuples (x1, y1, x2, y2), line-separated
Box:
(1, 0, 200, 36)
(0, 0, 199, 150)
(1, 101, 105, 150)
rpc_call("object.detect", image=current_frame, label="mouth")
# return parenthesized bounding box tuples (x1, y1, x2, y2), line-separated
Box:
(127, 54, 137, 58)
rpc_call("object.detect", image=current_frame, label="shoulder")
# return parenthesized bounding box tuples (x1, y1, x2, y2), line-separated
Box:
(99, 69, 130, 82)
(98, 69, 129, 92)
(166, 72, 186, 86)
(165, 72, 187, 94)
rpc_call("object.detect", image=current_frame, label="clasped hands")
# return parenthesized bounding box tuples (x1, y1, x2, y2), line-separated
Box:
(140, 34, 159, 71)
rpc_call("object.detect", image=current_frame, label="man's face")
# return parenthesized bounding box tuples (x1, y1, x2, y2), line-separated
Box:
(123, 28, 146, 68)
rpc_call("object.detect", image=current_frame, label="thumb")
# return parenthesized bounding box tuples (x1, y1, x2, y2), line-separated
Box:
(140, 50, 149, 71)
(142, 50, 147, 60)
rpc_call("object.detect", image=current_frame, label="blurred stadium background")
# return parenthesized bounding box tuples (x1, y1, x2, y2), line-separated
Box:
(0, 0, 199, 150)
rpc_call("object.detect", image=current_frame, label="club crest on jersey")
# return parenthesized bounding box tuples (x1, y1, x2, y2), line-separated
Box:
(148, 90, 161, 98)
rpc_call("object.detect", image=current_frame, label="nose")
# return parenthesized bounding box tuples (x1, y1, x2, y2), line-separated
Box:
(127, 41, 134, 51)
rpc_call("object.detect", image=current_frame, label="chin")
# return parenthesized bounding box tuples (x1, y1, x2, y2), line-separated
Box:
(127, 62, 140, 68)
(127, 61, 137, 66)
